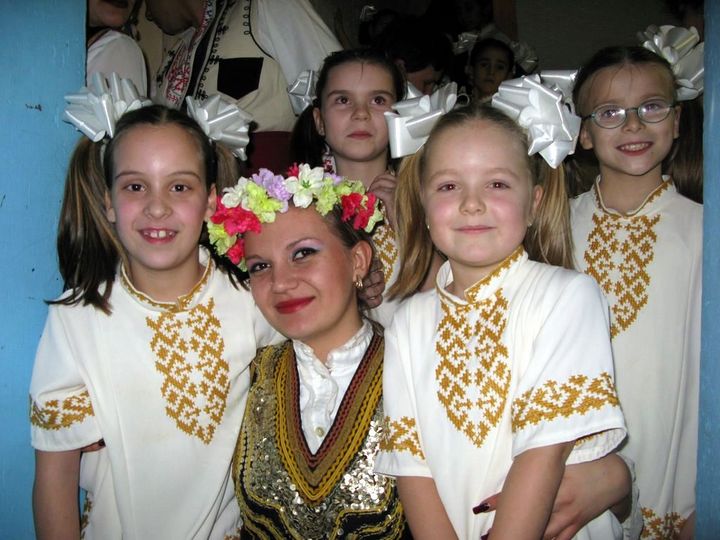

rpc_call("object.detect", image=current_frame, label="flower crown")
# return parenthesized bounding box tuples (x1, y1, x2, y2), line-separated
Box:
(207, 163, 384, 271)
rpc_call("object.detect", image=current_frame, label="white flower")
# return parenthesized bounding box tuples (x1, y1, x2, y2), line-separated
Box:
(285, 164, 325, 208)
(221, 177, 250, 208)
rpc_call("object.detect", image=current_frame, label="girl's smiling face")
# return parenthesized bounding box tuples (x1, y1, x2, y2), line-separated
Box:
(243, 206, 371, 361)
(422, 120, 541, 293)
(313, 61, 397, 170)
(106, 123, 215, 299)
(578, 62, 680, 184)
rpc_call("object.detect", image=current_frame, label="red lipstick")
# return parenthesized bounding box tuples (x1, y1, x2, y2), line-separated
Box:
(275, 297, 313, 314)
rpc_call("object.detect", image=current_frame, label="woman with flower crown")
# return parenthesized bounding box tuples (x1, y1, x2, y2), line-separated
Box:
(208, 163, 410, 538)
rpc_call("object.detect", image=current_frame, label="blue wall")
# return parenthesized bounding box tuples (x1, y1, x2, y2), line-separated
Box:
(697, 1, 720, 538)
(0, 2, 83, 536)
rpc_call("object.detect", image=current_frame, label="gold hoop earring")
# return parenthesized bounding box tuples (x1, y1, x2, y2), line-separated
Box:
(354, 276, 364, 290)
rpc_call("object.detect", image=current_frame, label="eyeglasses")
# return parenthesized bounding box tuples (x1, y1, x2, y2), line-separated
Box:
(583, 99, 676, 129)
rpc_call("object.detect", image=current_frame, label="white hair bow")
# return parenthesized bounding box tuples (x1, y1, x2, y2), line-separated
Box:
(639, 24, 704, 100)
(63, 72, 151, 141)
(385, 82, 458, 158)
(491, 71, 581, 168)
(287, 69, 317, 115)
(186, 94, 253, 161)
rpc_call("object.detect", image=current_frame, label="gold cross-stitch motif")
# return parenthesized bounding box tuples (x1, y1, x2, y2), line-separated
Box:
(147, 298, 229, 444)
(435, 292, 510, 448)
(380, 416, 425, 459)
(511, 372, 620, 432)
(641, 506, 685, 539)
(30, 390, 94, 430)
(372, 222, 398, 283)
(584, 212, 660, 338)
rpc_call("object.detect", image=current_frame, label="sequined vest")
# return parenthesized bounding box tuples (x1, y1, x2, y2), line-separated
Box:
(233, 333, 408, 539)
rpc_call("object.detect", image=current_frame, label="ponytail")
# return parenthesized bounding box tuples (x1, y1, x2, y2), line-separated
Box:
(290, 105, 325, 167)
(665, 98, 703, 203)
(51, 138, 124, 313)
(388, 151, 436, 300)
(526, 158, 574, 270)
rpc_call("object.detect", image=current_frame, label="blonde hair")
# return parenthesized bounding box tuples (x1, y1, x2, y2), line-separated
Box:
(390, 104, 573, 300)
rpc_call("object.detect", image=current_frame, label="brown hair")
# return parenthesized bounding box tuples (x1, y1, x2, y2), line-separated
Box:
(52, 104, 240, 313)
(390, 104, 573, 299)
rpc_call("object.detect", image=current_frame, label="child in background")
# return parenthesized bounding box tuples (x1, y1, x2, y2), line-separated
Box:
(376, 104, 627, 539)
(291, 48, 423, 326)
(209, 164, 409, 537)
(571, 45, 702, 539)
(30, 103, 277, 538)
(469, 38, 514, 104)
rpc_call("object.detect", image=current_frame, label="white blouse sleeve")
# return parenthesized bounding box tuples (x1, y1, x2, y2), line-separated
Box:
(510, 273, 627, 463)
(29, 306, 102, 451)
(374, 304, 431, 478)
(253, 0, 341, 86)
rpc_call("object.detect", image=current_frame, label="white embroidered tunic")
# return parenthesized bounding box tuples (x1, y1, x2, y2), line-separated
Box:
(571, 179, 702, 539)
(29, 254, 278, 539)
(376, 249, 627, 539)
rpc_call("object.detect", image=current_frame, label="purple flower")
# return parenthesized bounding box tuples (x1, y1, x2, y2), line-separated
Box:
(252, 168, 292, 202)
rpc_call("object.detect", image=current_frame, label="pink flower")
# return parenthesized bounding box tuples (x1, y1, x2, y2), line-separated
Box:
(353, 193, 377, 230)
(211, 198, 261, 236)
(286, 163, 300, 177)
(226, 239, 245, 265)
(341, 192, 363, 222)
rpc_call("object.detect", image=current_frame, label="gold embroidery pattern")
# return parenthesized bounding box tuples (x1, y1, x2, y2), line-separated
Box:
(584, 212, 660, 338)
(380, 416, 425, 459)
(30, 391, 94, 430)
(147, 298, 229, 444)
(80, 495, 92, 539)
(512, 372, 620, 432)
(373, 222, 398, 283)
(435, 292, 510, 448)
(641, 506, 685, 539)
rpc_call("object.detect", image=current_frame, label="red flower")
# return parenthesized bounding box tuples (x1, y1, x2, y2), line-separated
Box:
(286, 163, 300, 177)
(211, 198, 261, 236)
(226, 239, 245, 265)
(353, 193, 376, 230)
(341, 192, 363, 222)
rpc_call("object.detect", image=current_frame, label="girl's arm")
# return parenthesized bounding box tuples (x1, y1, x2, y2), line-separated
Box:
(33, 449, 81, 540)
(397, 476, 458, 540)
(491, 441, 574, 540)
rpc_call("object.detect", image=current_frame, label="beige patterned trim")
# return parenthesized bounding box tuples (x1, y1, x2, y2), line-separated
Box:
(121, 258, 213, 312)
(641, 506, 685, 539)
(30, 390, 94, 430)
(380, 416, 425, 459)
(512, 372, 620, 432)
(593, 178, 671, 217)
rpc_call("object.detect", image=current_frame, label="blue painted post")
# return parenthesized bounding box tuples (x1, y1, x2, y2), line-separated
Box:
(0, 2, 83, 537)
(697, 2, 720, 538)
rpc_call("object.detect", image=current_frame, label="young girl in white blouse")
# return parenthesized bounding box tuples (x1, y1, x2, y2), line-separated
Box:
(375, 104, 628, 539)
(571, 45, 702, 539)
(30, 102, 278, 538)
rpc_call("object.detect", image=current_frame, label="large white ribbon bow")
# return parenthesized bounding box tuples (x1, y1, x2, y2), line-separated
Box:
(287, 69, 317, 115)
(385, 82, 458, 158)
(491, 71, 581, 168)
(63, 72, 151, 141)
(639, 25, 704, 100)
(186, 94, 253, 161)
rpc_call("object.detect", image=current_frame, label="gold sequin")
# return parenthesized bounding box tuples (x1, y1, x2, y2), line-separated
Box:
(512, 372, 620, 432)
(30, 391, 94, 430)
(146, 298, 229, 445)
(641, 506, 685, 539)
(380, 416, 424, 459)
